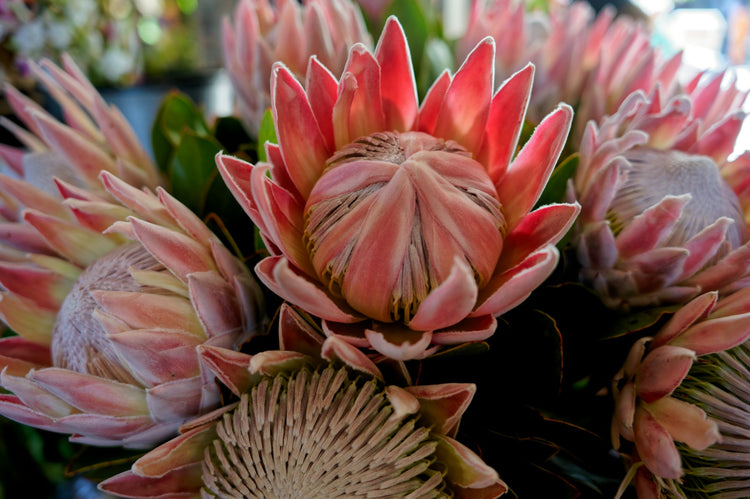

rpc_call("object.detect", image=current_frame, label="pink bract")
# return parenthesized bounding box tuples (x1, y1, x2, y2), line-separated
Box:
(217, 17, 580, 361)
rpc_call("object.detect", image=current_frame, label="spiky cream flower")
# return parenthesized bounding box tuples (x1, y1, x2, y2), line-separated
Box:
(99, 304, 508, 498)
(570, 77, 750, 309)
(223, 0, 371, 135)
(611, 289, 750, 497)
(0, 59, 264, 448)
(217, 17, 580, 361)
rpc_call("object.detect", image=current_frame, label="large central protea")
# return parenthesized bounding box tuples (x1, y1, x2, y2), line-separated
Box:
(217, 17, 580, 361)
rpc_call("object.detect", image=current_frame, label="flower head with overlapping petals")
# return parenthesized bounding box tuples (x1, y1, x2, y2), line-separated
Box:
(611, 289, 750, 497)
(217, 17, 580, 361)
(570, 76, 750, 309)
(0, 59, 264, 448)
(99, 304, 508, 498)
(223, 0, 371, 136)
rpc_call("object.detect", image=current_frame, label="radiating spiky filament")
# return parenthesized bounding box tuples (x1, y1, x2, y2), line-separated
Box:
(202, 366, 449, 498)
(50, 243, 164, 384)
(672, 342, 750, 498)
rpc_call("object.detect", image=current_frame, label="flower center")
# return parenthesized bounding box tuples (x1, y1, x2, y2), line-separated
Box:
(50, 243, 165, 385)
(609, 147, 747, 249)
(303, 131, 505, 323)
(202, 367, 449, 498)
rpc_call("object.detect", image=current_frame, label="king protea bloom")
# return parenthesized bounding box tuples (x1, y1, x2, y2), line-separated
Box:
(570, 76, 750, 309)
(611, 289, 750, 498)
(0, 54, 161, 195)
(223, 0, 371, 136)
(217, 17, 580, 361)
(457, 0, 681, 133)
(0, 58, 264, 448)
(99, 304, 508, 498)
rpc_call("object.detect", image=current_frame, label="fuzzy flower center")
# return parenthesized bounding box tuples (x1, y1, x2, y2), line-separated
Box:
(50, 243, 165, 385)
(303, 131, 505, 323)
(610, 147, 747, 249)
(202, 366, 449, 498)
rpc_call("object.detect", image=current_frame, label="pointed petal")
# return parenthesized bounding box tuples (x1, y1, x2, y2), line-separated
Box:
(409, 257, 478, 331)
(496, 105, 573, 228)
(431, 315, 497, 345)
(278, 304, 325, 358)
(635, 345, 696, 403)
(365, 324, 433, 360)
(616, 195, 690, 259)
(305, 57, 339, 151)
(652, 291, 718, 348)
(648, 396, 720, 450)
(633, 405, 683, 479)
(29, 368, 149, 416)
(0, 261, 73, 310)
(375, 18, 418, 132)
(433, 38, 494, 151)
(670, 312, 750, 355)
(1, 370, 75, 417)
(335, 44, 385, 142)
(435, 435, 507, 492)
(197, 345, 254, 397)
(405, 383, 475, 436)
(321, 335, 382, 380)
(479, 64, 534, 184)
(0, 292, 56, 345)
(187, 271, 241, 338)
(146, 376, 206, 422)
(417, 70, 451, 135)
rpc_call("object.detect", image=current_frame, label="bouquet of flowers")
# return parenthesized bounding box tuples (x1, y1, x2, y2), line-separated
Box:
(0, 0, 749, 497)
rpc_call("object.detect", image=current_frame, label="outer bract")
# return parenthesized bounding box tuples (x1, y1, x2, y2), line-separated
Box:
(570, 78, 750, 309)
(223, 0, 371, 135)
(99, 304, 508, 498)
(0, 60, 264, 448)
(217, 17, 580, 361)
(611, 289, 750, 497)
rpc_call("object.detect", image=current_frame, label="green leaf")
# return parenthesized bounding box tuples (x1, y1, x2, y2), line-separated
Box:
(151, 92, 209, 172)
(536, 153, 579, 207)
(213, 116, 254, 156)
(168, 131, 223, 215)
(256, 109, 277, 162)
(603, 304, 681, 339)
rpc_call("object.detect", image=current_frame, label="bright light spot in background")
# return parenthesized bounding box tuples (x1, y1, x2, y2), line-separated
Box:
(134, 0, 164, 17)
(137, 17, 162, 45)
(731, 66, 750, 156)
(176, 0, 198, 15)
(630, 0, 674, 17)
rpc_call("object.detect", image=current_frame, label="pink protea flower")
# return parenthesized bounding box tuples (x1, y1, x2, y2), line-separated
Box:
(611, 289, 750, 497)
(457, 1, 681, 134)
(99, 304, 508, 498)
(570, 77, 750, 309)
(216, 17, 580, 361)
(223, 0, 372, 136)
(0, 59, 264, 448)
(0, 54, 161, 194)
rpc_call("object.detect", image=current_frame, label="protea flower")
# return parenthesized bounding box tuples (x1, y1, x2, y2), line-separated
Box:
(0, 59, 264, 448)
(218, 17, 579, 361)
(611, 288, 750, 497)
(569, 76, 750, 309)
(223, 0, 372, 136)
(457, 1, 681, 135)
(99, 304, 508, 498)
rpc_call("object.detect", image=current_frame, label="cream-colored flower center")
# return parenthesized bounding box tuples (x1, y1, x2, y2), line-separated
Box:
(303, 131, 505, 323)
(610, 148, 747, 249)
(202, 367, 449, 498)
(50, 243, 164, 384)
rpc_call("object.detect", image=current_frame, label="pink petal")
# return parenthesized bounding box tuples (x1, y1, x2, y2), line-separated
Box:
(496, 105, 573, 229)
(197, 345, 254, 397)
(0, 172, 65, 217)
(431, 315, 497, 345)
(256, 256, 362, 323)
(417, 70, 451, 135)
(647, 396, 720, 450)
(146, 376, 206, 422)
(433, 38, 494, 151)
(0, 291, 57, 346)
(0, 261, 72, 310)
(405, 383, 475, 436)
(30, 368, 149, 416)
(320, 336, 382, 380)
(134, 423, 217, 477)
(677, 217, 734, 281)
(365, 324, 433, 360)
(474, 246, 559, 317)
(187, 271, 242, 338)
(633, 405, 683, 479)
(670, 312, 750, 355)
(615, 195, 690, 259)
(305, 57, 339, 151)
(0, 394, 58, 431)
(99, 464, 204, 498)
(278, 303, 325, 358)
(0, 336, 52, 368)
(635, 345, 695, 403)
(435, 435, 507, 491)
(409, 257, 478, 331)
(479, 64, 534, 184)
(1, 370, 74, 417)
(375, 18, 418, 132)
(272, 63, 331, 198)
(651, 291, 718, 348)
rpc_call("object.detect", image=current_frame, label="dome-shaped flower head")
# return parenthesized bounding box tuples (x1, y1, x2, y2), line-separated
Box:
(223, 0, 372, 136)
(457, 1, 681, 136)
(0, 59, 264, 448)
(611, 288, 750, 497)
(570, 76, 750, 309)
(99, 304, 508, 498)
(216, 17, 580, 361)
